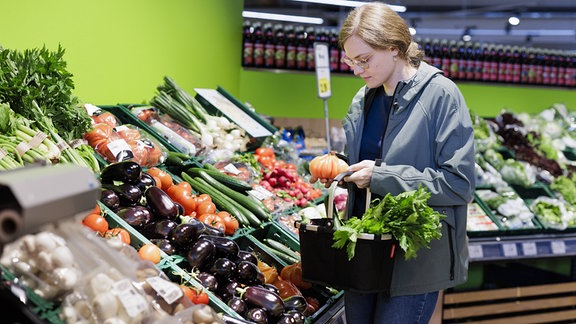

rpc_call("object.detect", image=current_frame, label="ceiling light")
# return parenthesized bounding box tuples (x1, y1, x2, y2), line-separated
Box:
(290, 0, 406, 12)
(461, 26, 475, 42)
(409, 27, 417, 36)
(242, 11, 324, 24)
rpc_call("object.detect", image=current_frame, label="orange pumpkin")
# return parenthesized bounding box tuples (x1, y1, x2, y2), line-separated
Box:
(309, 151, 348, 180)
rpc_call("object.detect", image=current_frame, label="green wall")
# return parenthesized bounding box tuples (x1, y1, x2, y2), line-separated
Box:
(1, 0, 243, 105)
(1, 0, 574, 120)
(239, 70, 576, 120)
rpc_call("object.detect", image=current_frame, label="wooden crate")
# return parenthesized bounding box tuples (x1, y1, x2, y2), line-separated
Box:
(442, 282, 576, 323)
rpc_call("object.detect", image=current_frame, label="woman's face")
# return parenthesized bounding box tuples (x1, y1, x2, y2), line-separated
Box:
(342, 35, 398, 89)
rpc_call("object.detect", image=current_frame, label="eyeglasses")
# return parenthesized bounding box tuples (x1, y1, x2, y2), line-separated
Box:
(341, 52, 374, 69)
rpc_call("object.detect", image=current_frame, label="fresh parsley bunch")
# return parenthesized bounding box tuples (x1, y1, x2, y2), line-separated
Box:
(332, 186, 445, 260)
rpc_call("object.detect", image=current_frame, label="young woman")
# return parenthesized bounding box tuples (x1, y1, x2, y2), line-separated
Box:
(312, 2, 476, 323)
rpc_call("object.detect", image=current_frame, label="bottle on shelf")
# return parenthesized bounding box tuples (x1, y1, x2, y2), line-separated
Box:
(473, 42, 483, 81)
(422, 37, 432, 64)
(511, 46, 521, 84)
(263, 23, 275, 68)
(329, 28, 340, 72)
(495, 45, 506, 82)
(305, 26, 316, 71)
(557, 50, 567, 87)
(242, 20, 254, 67)
(285, 25, 296, 70)
(274, 24, 286, 69)
(448, 40, 459, 79)
(295, 26, 307, 70)
(429, 39, 442, 70)
(456, 40, 467, 80)
(534, 48, 545, 85)
(440, 39, 451, 78)
(252, 22, 264, 68)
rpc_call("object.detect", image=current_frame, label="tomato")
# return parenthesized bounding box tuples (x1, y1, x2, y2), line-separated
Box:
(175, 181, 192, 195)
(167, 184, 196, 215)
(218, 211, 239, 235)
(197, 213, 225, 233)
(82, 213, 109, 234)
(104, 228, 131, 245)
(151, 175, 162, 188)
(255, 147, 275, 157)
(195, 193, 212, 205)
(196, 201, 217, 217)
(181, 285, 209, 305)
(138, 243, 162, 264)
(147, 167, 173, 190)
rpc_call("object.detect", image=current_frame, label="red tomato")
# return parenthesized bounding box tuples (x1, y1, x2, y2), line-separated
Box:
(196, 201, 217, 217)
(218, 211, 240, 235)
(104, 228, 131, 245)
(195, 193, 212, 205)
(197, 213, 225, 233)
(167, 184, 196, 215)
(147, 167, 173, 190)
(181, 285, 209, 305)
(255, 147, 275, 157)
(138, 243, 162, 264)
(82, 213, 109, 234)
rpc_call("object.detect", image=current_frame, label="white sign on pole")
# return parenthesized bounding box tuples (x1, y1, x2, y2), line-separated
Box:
(314, 42, 332, 99)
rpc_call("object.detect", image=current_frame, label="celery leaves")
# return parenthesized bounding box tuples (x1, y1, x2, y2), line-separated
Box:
(332, 186, 445, 260)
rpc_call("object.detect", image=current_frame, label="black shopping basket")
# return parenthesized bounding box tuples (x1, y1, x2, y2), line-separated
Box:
(296, 171, 397, 294)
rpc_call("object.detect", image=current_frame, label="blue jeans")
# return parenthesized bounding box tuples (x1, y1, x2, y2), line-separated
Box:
(344, 291, 439, 324)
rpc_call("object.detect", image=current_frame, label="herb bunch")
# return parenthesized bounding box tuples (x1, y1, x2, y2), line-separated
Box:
(332, 186, 445, 260)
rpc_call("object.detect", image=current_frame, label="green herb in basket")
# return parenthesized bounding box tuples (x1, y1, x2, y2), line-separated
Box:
(332, 186, 445, 260)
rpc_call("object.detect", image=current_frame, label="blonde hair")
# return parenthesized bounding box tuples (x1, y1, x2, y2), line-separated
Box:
(339, 2, 423, 67)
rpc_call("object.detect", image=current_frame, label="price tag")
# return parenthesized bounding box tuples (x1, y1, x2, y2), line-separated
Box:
(502, 243, 518, 257)
(314, 42, 332, 99)
(469, 244, 484, 259)
(551, 241, 566, 254)
(223, 163, 241, 175)
(522, 242, 537, 256)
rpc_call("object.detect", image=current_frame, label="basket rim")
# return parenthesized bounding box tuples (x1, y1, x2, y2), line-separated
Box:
(296, 222, 393, 241)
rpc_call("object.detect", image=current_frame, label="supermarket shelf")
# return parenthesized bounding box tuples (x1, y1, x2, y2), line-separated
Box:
(468, 232, 576, 262)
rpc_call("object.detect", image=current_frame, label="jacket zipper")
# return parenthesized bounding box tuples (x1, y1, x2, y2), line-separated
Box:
(446, 210, 455, 280)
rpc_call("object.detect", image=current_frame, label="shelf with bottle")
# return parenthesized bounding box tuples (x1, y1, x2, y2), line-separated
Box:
(241, 20, 576, 88)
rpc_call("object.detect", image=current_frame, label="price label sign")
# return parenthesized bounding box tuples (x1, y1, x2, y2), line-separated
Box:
(551, 241, 566, 255)
(502, 243, 518, 257)
(469, 244, 484, 259)
(314, 42, 332, 99)
(522, 242, 538, 256)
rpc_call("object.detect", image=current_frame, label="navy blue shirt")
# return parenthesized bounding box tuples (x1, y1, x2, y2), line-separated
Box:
(352, 87, 391, 217)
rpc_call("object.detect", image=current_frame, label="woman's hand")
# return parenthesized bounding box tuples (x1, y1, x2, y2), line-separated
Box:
(343, 160, 375, 189)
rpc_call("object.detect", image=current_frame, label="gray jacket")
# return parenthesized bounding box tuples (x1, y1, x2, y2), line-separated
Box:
(342, 61, 475, 296)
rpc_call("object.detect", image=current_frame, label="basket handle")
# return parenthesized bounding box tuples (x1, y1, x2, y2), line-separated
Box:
(327, 171, 371, 228)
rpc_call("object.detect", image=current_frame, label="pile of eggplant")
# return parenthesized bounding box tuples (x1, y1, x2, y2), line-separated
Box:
(98, 161, 310, 323)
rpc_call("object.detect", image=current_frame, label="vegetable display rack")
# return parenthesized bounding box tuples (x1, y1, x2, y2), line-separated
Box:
(296, 178, 397, 294)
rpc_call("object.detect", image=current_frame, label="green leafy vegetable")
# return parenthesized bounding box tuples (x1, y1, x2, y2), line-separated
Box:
(332, 186, 445, 260)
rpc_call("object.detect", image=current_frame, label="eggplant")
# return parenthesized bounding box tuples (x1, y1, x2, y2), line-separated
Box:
(203, 223, 225, 237)
(245, 307, 268, 324)
(241, 286, 285, 317)
(145, 186, 179, 220)
(209, 258, 237, 279)
(174, 202, 185, 216)
(150, 238, 177, 256)
(235, 250, 259, 265)
(102, 183, 142, 206)
(168, 221, 206, 249)
(135, 172, 157, 191)
(200, 235, 239, 259)
(282, 295, 307, 314)
(186, 237, 216, 269)
(218, 280, 240, 302)
(262, 283, 280, 296)
(100, 160, 142, 184)
(197, 272, 219, 292)
(115, 206, 152, 228)
(235, 261, 265, 286)
(227, 297, 247, 316)
(141, 219, 178, 239)
(100, 188, 120, 209)
(276, 315, 297, 324)
(284, 310, 306, 324)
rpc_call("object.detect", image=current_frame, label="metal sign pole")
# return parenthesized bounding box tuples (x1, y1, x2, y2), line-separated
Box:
(314, 42, 332, 152)
(323, 98, 331, 152)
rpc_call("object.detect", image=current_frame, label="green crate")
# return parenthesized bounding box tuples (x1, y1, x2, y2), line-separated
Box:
(249, 221, 300, 253)
(563, 148, 576, 161)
